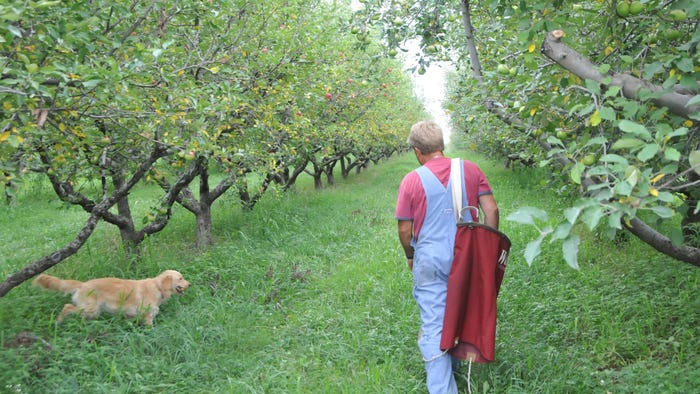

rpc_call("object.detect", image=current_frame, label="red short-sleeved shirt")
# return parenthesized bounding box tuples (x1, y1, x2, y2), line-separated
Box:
(395, 157, 492, 241)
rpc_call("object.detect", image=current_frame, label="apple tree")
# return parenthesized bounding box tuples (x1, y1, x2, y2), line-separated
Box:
(0, 0, 425, 295)
(355, 0, 700, 267)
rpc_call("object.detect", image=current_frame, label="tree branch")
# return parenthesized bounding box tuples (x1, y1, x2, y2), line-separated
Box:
(625, 218, 700, 266)
(541, 30, 700, 119)
(541, 30, 700, 266)
(0, 143, 167, 297)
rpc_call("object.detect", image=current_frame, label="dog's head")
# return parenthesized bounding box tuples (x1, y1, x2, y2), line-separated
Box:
(158, 270, 190, 296)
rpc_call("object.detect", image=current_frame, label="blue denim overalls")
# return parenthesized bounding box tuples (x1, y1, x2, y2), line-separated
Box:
(412, 164, 460, 394)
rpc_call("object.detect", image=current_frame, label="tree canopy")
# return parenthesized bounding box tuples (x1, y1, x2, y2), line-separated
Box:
(2, 0, 698, 296)
(0, 0, 426, 296)
(356, 0, 699, 267)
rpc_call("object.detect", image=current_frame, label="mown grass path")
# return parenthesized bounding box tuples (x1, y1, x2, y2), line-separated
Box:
(1, 150, 698, 393)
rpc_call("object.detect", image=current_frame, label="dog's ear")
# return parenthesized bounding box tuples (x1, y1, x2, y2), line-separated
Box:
(160, 274, 173, 291)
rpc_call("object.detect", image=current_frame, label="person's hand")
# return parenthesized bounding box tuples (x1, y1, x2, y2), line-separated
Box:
(407, 258, 413, 271)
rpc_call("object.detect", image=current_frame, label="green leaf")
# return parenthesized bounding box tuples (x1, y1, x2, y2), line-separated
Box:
(612, 138, 644, 150)
(675, 58, 694, 73)
(649, 206, 674, 219)
(17, 53, 30, 65)
(669, 227, 684, 246)
(506, 207, 549, 225)
(621, 100, 640, 118)
(653, 122, 673, 140)
(637, 143, 659, 162)
(562, 235, 580, 270)
(618, 120, 651, 140)
(570, 162, 585, 185)
(600, 154, 628, 164)
(689, 150, 700, 175)
(81, 79, 101, 88)
(584, 136, 607, 147)
(581, 205, 604, 230)
(551, 222, 573, 241)
(33, 0, 62, 8)
(546, 135, 564, 148)
(643, 62, 664, 79)
(625, 166, 640, 187)
(614, 180, 633, 196)
(608, 210, 623, 230)
(7, 134, 22, 148)
(664, 126, 688, 140)
(576, 103, 596, 116)
(664, 147, 681, 162)
(588, 185, 613, 201)
(524, 236, 544, 265)
(687, 95, 700, 106)
(564, 206, 582, 224)
(680, 74, 697, 92)
(589, 110, 601, 126)
(584, 79, 600, 94)
(599, 105, 616, 120)
(655, 191, 674, 203)
(7, 24, 22, 38)
(517, 30, 530, 43)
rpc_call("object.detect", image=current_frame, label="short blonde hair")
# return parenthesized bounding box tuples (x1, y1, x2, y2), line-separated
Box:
(407, 120, 444, 154)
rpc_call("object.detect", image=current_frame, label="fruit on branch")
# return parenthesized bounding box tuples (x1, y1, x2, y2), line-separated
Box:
(616, 2, 630, 18)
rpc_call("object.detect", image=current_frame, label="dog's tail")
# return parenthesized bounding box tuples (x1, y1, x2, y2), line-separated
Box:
(33, 274, 83, 294)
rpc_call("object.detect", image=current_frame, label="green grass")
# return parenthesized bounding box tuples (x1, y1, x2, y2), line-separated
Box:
(1, 150, 698, 393)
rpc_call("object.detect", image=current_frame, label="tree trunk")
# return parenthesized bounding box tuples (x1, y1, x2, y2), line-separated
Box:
(460, 0, 484, 83)
(4, 177, 15, 205)
(195, 201, 213, 248)
(681, 172, 700, 245)
(194, 166, 213, 247)
(112, 173, 141, 255)
(283, 161, 308, 191)
(340, 156, 349, 178)
(307, 161, 323, 189)
(324, 161, 335, 186)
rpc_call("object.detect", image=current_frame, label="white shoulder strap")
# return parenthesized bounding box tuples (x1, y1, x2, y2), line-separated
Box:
(451, 158, 479, 224)
(450, 158, 462, 223)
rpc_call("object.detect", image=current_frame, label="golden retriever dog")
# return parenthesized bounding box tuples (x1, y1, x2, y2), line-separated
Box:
(33, 270, 190, 326)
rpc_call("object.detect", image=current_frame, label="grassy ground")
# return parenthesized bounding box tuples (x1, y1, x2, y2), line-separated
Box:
(1, 149, 698, 393)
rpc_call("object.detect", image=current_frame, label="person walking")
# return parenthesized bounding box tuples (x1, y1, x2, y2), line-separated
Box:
(395, 120, 499, 393)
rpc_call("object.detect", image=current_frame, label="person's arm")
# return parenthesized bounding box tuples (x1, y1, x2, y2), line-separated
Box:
(397, 219, 414, 270)
(479, 193, 499, 229)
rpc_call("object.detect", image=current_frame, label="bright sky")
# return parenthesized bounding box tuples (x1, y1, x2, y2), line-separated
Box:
(348, 0, 453, 142)
(408, 61, 452, 144)
(402, 40, 453, 144)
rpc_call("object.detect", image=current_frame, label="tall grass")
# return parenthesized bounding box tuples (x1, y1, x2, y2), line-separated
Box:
(1, 149, 698, 393)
